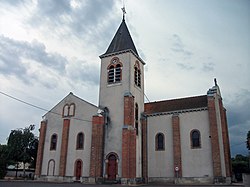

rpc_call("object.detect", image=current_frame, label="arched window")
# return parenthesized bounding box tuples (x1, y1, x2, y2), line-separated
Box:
(63, 104, 69, 117)
(115, 64, 121, 82)
(134, 61, 141, 88)
(191, 129, 201, 148)
(107, 58, 122, 84)
(135, 103, 139, 135)
(50, 134, 57, 150)
(155, 133, 165, 151)
(108, 65, 115, 83)
(63, 103, 75, 117)
(69, 103, 75, 116)
(76, 132, 84, 149)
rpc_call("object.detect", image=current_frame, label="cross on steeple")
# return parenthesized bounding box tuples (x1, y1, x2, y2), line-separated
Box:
(121, 3, 126, 20)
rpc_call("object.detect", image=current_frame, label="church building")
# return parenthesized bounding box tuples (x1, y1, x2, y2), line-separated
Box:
(35, 15, 231, 184)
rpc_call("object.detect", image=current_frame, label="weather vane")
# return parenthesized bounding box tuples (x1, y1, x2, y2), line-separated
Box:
(121, 0, 126, 20)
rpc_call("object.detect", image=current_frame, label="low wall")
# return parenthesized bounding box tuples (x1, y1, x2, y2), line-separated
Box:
(243, 173, 250, 187)
(148, 177, 216, 184)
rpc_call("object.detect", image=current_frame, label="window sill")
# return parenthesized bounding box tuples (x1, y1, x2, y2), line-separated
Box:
(107, 82, 122, 87)
(155, 149, 165, 151)
(191, 146, 201, 149)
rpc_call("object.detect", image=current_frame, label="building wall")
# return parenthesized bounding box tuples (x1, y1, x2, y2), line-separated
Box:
(41, 94, 97, 178)
(147, 114, 174, 178)
(99, 52, 144, 178)
(179, 110, 213, 178)
(147, 110, 213, 179)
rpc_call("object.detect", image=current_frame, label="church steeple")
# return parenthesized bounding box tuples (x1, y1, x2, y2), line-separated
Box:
(101, 18, 139, 57)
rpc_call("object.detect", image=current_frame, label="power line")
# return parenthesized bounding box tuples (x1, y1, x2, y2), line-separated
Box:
(1, 90, 151, 122)
(0, 91, 49, 112)
(144, 92, 150, 102)
(0, 91, 92, 123)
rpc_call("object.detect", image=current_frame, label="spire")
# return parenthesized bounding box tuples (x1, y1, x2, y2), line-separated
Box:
(101, 12, 139, 57)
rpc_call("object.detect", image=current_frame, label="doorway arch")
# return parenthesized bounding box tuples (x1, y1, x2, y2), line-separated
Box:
(106, 153, 118, 180)
(74, 159, 82, 180)
(47, 159, 55, 176)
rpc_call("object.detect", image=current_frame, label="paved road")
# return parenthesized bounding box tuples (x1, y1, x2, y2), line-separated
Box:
(0, 181, 244, 187)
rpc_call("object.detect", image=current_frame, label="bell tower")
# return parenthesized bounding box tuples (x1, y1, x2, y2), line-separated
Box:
(98, 16, 145, 183)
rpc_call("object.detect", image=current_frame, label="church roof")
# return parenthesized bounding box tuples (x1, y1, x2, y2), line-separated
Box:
(102, 18, 139, 56)
(144, 95, 208, 115)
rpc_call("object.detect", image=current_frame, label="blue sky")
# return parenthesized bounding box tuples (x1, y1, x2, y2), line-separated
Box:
(0, 0, 249, 157)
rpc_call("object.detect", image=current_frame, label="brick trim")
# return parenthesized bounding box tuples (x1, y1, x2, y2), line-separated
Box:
(122, 94, 136, 178)
(219, 99, 232, 177)
(124, 94, 135, 126)
(35, 121, 47, 176)
(89, 115, 105, 177)
(141, 117, 148, 182)
(59, 119, 70, 176)
(172, 114, 182, 177)
(122, 127, 136, 178)
(207, 96, 222, 177)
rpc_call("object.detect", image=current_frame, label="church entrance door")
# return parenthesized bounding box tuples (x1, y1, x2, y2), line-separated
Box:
(75, 160, 82, 181)
(107, 154, 117, 180)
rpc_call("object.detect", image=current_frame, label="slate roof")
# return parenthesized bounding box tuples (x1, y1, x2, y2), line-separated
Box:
(144, 95, 208, 115)
(102, 19, 138, 56)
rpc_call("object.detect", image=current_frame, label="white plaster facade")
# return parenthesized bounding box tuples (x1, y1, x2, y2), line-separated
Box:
(40, 93, 98, 180)
(147, 109, 214, 183)
(179, 111, 213, 178)
(147, 114, 174, 178)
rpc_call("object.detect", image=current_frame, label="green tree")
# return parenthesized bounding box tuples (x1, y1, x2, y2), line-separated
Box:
(232, 154, 250, 181)
(0, 144, 9, 179)
(7, 125, 38, 178)
(247, 130, 250, 150)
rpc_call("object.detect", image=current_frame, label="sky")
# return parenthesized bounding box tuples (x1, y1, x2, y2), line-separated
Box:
(0, 0, 249, 157)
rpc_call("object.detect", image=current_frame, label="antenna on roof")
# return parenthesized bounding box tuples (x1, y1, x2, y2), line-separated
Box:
(121, 0, 126, 20)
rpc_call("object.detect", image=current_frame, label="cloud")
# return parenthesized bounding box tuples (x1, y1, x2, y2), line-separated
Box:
(0, 0, 26, 6)
(0, 35, 101, 89)
(226, 89, 250, 156)
(202, 62, 215, 72)
(66, 58, 99, 85)
(176, 62, 194, 70)
(0, 35, 67, 76)
(227, 89, 250, 126)
(36, 0, 72, 20)
(171, 34, 193, 58)
(26, 0, 118, 52)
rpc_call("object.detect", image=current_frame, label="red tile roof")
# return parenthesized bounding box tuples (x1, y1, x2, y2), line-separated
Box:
(144, 95, 208, 114)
